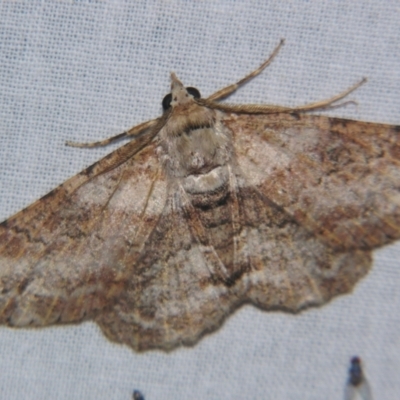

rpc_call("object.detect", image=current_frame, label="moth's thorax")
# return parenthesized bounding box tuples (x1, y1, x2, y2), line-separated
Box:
(157, 107, 234, 196)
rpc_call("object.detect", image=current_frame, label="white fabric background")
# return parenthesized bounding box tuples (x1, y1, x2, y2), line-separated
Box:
(0, 1, 399, 399)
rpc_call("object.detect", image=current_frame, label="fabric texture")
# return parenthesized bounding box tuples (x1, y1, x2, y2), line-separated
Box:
(0, 1, 399, 399)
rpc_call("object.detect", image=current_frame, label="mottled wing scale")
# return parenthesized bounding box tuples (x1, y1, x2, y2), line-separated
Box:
(1, 41, 399, 352)
(0, 138, 167, 327)
(228, 112, 400, 311)
(229, 113, 400, 250)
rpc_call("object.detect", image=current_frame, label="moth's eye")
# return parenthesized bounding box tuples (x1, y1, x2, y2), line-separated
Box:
(162, 93, 172, 111)
(186, 87, 201, 99)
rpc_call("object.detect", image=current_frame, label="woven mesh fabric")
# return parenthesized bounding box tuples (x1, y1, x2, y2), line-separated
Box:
(0, 1, 399, 399)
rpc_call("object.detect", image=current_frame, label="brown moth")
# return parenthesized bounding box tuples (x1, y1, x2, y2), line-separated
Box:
(0, 40, 399, 352)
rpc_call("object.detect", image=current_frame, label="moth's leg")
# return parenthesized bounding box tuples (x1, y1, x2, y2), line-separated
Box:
(66, 113, 170, 183)
(292, 78, 367, 112)
(207, 39, 285, 102)
(66, 119, 157, 148)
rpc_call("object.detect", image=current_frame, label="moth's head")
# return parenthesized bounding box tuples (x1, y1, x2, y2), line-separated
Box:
(162, 73, 201, 111)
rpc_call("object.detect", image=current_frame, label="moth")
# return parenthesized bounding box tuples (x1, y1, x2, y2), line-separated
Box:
(344, 357, 373, 400)
(0, 40, 399, 351)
